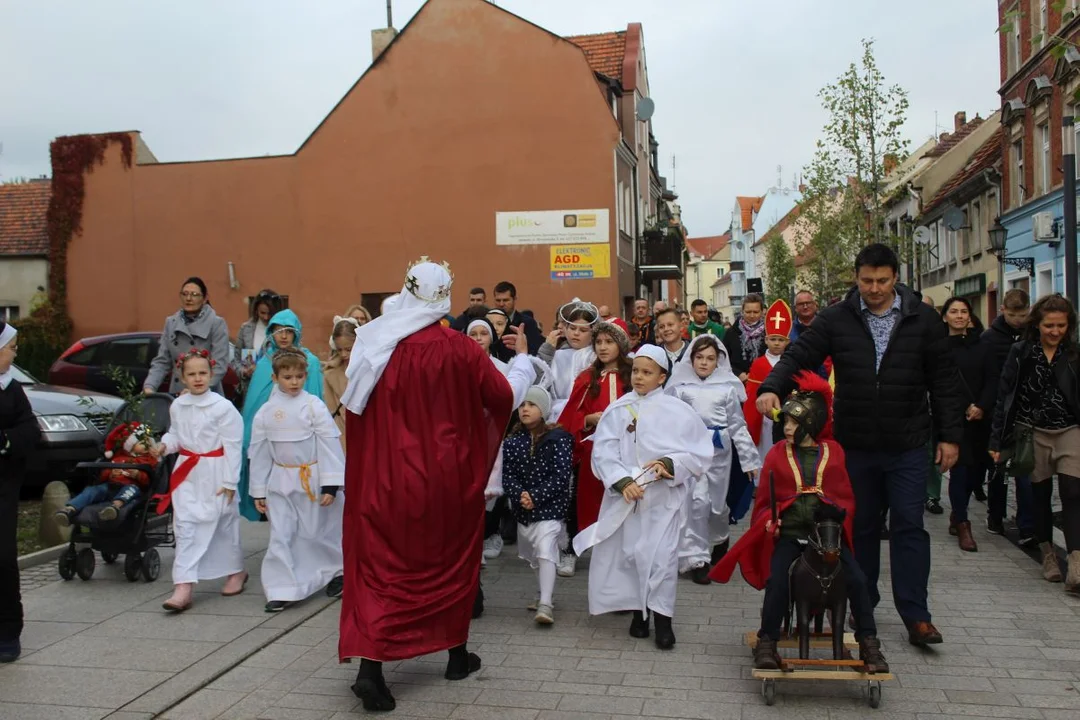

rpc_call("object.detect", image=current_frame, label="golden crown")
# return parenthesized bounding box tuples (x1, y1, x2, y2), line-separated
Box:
(404, 256, 453, 303)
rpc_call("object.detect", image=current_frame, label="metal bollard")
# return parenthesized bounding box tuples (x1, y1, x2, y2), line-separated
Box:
(39, 480, 72, 547)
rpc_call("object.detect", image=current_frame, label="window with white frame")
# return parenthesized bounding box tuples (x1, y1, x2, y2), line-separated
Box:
(1012, 139, 1025, 207)
(928, 222, 941, 269)
(1038, 0, 1048, 48)
(969, 200, 981, 256)
(1036, 261, 1054, 298)
(943, 226, 957, 265)
(1038, 121, 1051, 194)
(1007, 10, 1020, 75)
(0, 306, 18, 322)
(717, 267, 725, 278)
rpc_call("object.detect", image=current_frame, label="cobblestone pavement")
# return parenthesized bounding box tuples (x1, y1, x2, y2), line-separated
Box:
(5, 495, 1079, 720)
(19, 562, 59, 594)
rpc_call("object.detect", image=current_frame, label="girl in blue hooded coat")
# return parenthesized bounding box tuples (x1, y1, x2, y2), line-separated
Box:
(238, 309, 324, 521)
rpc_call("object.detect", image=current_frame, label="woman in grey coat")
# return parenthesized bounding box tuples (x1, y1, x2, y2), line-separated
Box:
(143, 277, 231, 396)
(232, 289, 284, 381)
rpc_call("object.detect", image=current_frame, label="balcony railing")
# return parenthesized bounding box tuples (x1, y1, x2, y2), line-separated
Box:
(638, 229, 684, 280)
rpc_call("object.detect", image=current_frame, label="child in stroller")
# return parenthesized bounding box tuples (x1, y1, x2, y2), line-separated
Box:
(55, 422, 158, 526)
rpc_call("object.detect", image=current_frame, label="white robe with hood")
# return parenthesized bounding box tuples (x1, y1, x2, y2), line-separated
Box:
(666, 336, 761, 572)
(549, 346, 596, 421)
(573, 385, 712, 617)
(248, 388, 345, 601)
(160, 390, 245, 584)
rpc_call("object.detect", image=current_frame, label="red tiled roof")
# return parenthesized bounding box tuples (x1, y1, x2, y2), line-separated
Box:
(924, 126, 1004, 214)
(566, 31, 627, 82)
(0, 179, 50, 257)
(925, 116, 985, 158)
(736, 196, 764, 229)
(686, 233, 730, 259)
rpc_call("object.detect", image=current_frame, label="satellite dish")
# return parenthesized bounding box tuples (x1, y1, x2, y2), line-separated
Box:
(734, 240, 744, 251)
(943, 205, 966, 232)
(636, 96, 655, 122)
(913, 226, 931, 245)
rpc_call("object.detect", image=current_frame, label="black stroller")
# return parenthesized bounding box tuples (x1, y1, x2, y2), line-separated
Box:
(57, 393, 176, 583)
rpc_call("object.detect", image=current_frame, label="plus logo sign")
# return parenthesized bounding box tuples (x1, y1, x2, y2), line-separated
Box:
(770, 311, 785, 330)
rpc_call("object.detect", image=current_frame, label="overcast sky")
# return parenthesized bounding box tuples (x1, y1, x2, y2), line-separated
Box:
(1, 0, 1000, 237)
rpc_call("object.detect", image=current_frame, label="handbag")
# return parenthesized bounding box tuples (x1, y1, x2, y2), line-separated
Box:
(1000, 424, 1035, 478)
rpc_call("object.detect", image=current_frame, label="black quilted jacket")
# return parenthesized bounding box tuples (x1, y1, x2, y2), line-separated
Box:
(759, 284, 965, 452)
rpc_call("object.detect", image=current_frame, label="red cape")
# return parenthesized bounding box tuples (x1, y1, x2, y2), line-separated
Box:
(710, 439, 855, 590)
(339, 324, 514, 662)
(556, 368, 627, 529)
(742, 355, 774, 446)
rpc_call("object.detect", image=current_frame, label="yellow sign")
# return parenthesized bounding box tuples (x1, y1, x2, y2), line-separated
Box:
(550, 244, 610, 280)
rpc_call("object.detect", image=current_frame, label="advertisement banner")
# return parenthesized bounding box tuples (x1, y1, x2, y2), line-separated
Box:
(550, 244, 611, 280)
(495, 209, 609, 246)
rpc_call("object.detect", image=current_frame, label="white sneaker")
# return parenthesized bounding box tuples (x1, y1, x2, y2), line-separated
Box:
(534, 603, 554, 625)
(556, 553, 577, 578)
(483, 535, 503, 560)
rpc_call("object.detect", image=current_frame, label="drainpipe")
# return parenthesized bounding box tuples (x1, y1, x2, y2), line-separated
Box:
(1064, 115, 1078, 306)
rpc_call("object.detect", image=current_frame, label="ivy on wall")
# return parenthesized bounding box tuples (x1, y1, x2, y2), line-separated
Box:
(14, 133, 133, 378)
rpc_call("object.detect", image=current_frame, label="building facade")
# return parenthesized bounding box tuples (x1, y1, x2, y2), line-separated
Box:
(997, 0, 1080, 301)
(684, 233, 730, 308)
(0, 179, 50, 323)
(53, 0, 679, 343)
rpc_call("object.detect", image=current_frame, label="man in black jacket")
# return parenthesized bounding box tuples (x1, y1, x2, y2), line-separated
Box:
(981, 288, 1034, 541)
(757, 243, 964, 647)
(493, 281, 543, 355)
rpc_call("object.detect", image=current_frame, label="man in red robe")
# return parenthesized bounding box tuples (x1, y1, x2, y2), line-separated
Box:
(711, 371, 888, 673)
(338, 259, 536, 712)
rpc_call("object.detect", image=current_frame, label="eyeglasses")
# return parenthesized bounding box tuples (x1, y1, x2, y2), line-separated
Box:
(795, 301, 816, 307)
(180, 292, 204, 299)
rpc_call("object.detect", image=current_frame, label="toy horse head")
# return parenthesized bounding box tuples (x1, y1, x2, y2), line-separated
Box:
(809, 503, 846, 565)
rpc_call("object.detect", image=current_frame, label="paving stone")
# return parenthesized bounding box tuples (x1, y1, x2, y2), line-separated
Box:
(18, 620, 94, 650)
(0, 704, 108, 720)
(159, 689, 246, 720)
(0, 664, 172, 709)
(18, 633, 220, 672)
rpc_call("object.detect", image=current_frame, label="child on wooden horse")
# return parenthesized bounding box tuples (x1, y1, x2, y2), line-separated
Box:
(710, 371, 888, 673)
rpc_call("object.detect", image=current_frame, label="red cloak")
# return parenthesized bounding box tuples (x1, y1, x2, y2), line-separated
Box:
(709, 439, 855, 590)
(742, 355, 774, 446)
(339, 324, 514, 662)
(556, 368, 627, 530)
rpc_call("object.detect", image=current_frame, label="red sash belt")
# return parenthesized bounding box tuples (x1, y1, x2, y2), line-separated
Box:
(154, 447, 226, 514)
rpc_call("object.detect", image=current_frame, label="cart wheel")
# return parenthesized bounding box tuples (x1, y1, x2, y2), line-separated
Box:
(75, 548, 96, 581)
(868, 681, 881, 709)
(141, 548, 161, 582)
(762, 678, 776, 706)
(58, 548, 77, 581)
(101, 551, 119, 565)
(123, 553, 142, 582)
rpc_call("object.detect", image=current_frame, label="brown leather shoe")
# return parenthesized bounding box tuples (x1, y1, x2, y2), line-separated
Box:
(858, 635, 890, 674)
(956, 521, 978, 552)
(907, 621, 943, 646)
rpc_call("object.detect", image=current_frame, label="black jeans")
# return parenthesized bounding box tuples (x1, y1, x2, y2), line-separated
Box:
(759, 538, 877, 641)
(1033, 474, 1080, 552)
(988, 466, 1034, 533)
(0, 473, 22, 641)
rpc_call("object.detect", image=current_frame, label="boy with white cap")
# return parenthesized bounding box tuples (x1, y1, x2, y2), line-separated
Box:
(573, 345, 713, 650)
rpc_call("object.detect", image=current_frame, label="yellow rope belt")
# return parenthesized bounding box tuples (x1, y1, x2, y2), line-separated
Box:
(274, 461, 319, 502)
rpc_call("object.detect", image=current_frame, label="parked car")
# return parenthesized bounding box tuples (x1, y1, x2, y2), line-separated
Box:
(48, 332, 241, 402)
(9, 364, 125, 486)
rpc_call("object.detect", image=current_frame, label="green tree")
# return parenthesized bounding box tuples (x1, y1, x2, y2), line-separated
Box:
(795, 38, 910, 301)
(763, 232, 795, 305)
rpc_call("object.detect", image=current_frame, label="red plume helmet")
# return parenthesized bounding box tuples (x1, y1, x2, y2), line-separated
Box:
(790, 370, 833, 441)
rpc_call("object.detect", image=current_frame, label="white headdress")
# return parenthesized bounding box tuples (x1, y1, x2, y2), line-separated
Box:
(329, 315, 361, 352)
(340, 257, 453, 415)
(0, 323, 16, 390)
(667, 334, 746, 401)
(633, 343, 671, 377)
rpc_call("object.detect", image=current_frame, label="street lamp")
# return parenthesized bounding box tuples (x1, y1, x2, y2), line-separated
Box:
(988, 218, 1034, 276)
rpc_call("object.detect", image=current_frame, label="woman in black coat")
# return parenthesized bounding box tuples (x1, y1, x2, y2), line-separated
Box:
(939, 298, 995, 553)
(0, 321, 42, 663)
(722, 293, 766, 380)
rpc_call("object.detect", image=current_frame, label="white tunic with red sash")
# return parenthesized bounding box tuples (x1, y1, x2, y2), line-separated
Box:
(160, 390, 245, 584)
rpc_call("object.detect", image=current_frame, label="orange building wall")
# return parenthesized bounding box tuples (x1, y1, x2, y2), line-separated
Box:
(65, 0, 623, 347)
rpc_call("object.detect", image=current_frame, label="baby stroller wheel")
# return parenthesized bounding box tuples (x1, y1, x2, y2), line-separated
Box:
(141, 548, 161, 582)
(101, 551, 119, 565)
(75, 548, 96, 581)
(123, 553, 142, 582)
(58, 548, 77, 581)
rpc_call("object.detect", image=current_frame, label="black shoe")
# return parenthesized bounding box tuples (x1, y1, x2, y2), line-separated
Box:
(986, 516, 1005, 535)
(973, 485, 987, 503)
(710, 540, 729, 565)
(653, 613, 676, 650)
(351, 662, 396, 712)
(326, 576, 344, 599)
(445, 648, 481, 680)
(629, 610, 650, 639)
(925, 498, 944, 515)
(690, 565, 712, 585)
(752, 637, 780, 670)
(264, 600, 290, 613)
(858, 635, 889, 674)
(0, 638, 20, 663)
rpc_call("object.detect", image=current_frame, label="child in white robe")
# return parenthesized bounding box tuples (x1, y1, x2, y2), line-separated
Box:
(540, 300, 598, 422)
(666, 335, 760, 584)
(155, 350, 247, 613)
(248, 348, 345, 612)
(573, 344, 712, 650)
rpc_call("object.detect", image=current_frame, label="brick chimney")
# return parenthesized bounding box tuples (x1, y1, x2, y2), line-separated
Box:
(954, 111, 967, 131)
(883, 153, 899, 175)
